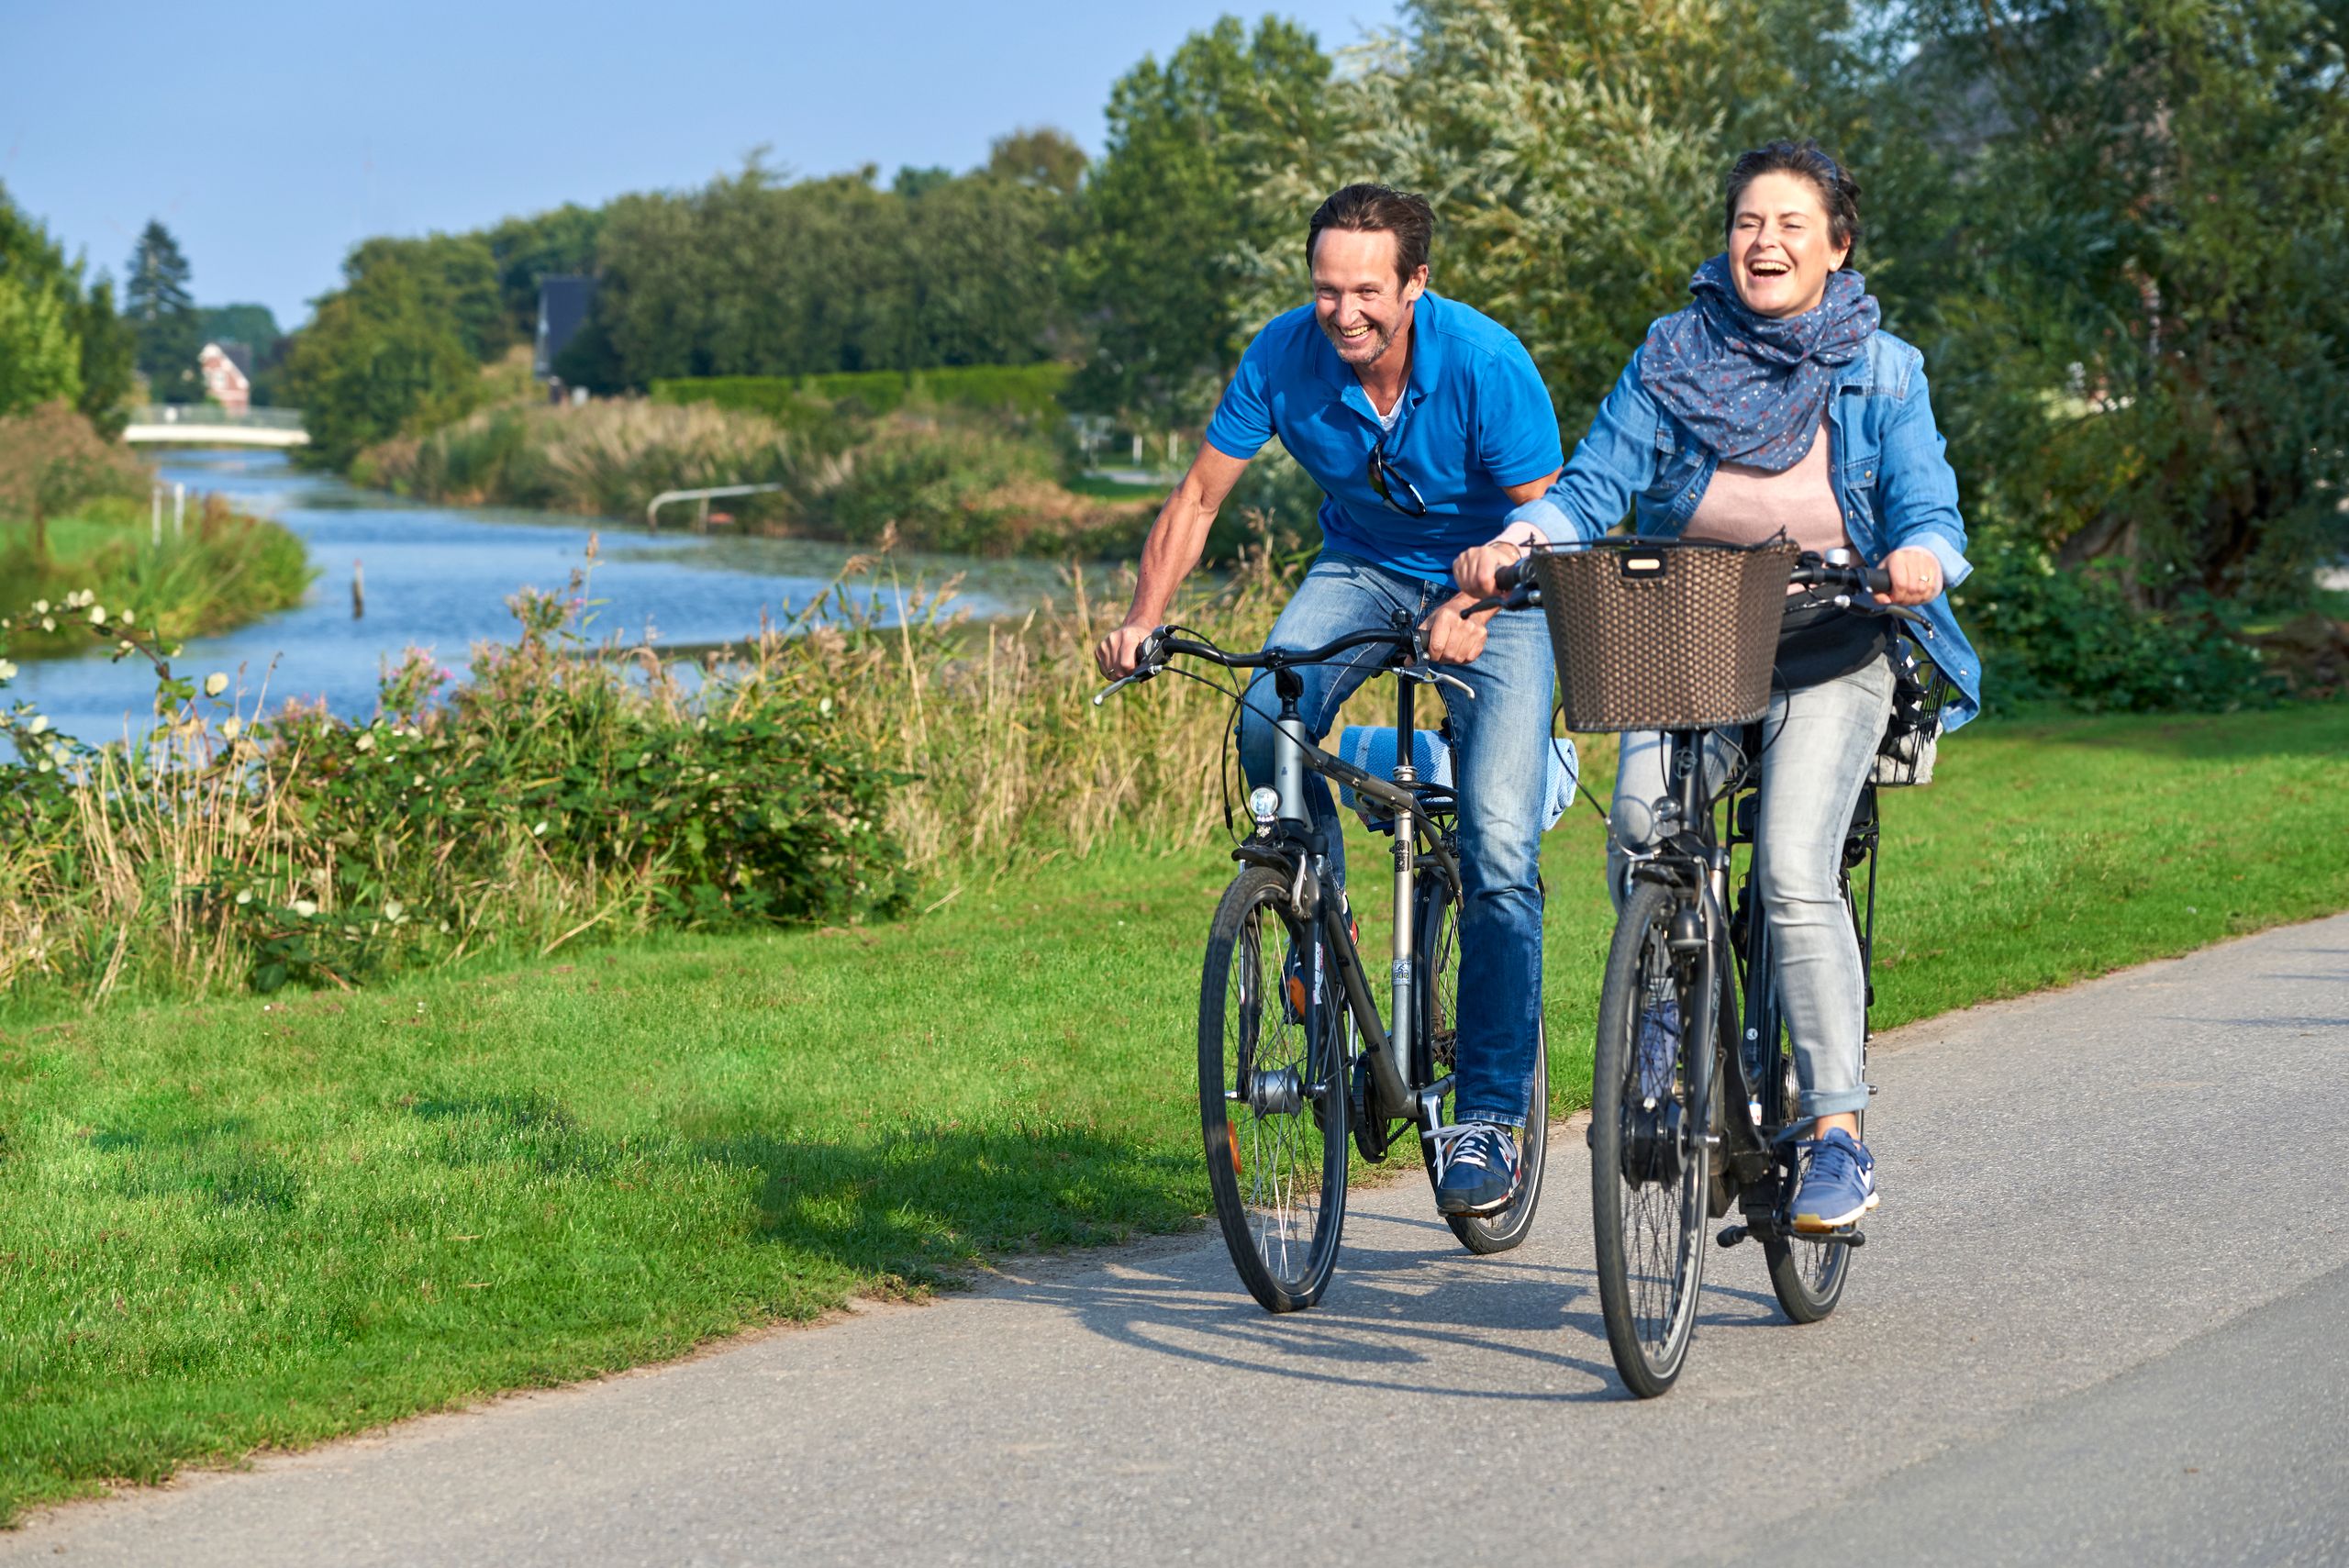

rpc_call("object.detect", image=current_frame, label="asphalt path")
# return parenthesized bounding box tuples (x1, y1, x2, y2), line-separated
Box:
(10, 915, 2349, 1565)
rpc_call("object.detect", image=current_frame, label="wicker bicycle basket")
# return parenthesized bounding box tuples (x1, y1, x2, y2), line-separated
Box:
(1530, 539, 1799, 732)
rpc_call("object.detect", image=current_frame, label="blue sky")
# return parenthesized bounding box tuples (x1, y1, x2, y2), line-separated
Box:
(3, 0, 1397, 330)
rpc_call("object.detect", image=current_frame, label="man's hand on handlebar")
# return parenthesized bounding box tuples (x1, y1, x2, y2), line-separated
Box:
(1424, 595, 1489, 665)
(1452, 539, 1526, 601)
(1094, 620, 1160, 680)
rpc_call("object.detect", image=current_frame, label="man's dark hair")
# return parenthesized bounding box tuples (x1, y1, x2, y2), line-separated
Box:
(1723, 139, 1863, 261)
(1308, 183, 1436, 286)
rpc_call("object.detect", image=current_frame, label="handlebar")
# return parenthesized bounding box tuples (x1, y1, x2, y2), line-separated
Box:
(1465, 549, 1918, 623)
(1093, 620, 1427, 706)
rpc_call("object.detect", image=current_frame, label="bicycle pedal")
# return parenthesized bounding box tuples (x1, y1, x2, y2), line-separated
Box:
(1715, 1224, 1750, 1249)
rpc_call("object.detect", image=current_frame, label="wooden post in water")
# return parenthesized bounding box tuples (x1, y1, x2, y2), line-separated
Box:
(173, 483, 185, 538)
(351, 559, 365, 619)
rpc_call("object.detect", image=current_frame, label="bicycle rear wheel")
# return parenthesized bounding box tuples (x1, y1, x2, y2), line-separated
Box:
(1199, 864, 1349, 1313)
(1759, 916, 1858, 1324)
(1591, 879, 1710, 1397)
(1415, 873, 1549, 1254)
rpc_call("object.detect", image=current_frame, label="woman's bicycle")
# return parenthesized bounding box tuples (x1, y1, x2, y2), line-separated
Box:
(1094, 616, 1552, 1313)
(1476, 540, 1928, 1396)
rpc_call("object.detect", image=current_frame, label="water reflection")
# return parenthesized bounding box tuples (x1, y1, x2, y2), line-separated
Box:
(10, 449, 1090, 745)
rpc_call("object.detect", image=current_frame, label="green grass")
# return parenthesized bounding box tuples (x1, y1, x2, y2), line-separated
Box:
(0, 499, 310, 655)
(2, 701, 2346, 1518)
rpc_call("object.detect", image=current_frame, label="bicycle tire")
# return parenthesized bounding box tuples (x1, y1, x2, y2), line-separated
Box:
(1591, 878, 1710, 1397)
(1414, 874, 1549, 1254)
(1199, 864, 1349, 1313)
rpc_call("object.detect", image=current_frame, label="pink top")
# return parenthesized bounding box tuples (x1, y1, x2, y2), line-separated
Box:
(1682, 417, 1848, 557)
(1490, 420, 1849, 573)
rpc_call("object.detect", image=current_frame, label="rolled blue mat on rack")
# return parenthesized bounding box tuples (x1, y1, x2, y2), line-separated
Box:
(1333, 727, 1579, 834)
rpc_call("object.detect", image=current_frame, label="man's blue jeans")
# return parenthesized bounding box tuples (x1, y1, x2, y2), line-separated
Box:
(1234, 551, 1553, 1128)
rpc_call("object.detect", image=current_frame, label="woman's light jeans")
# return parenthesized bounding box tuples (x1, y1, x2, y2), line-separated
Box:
(1608, 658, 1895, 1120)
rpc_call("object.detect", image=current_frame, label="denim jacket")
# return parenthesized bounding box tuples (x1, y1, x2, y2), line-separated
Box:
(1506, 328, 1984, 729)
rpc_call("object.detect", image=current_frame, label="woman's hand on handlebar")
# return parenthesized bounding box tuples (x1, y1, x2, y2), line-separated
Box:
(1880, 546, 1944, 607)
(1094, 620, 1159, 679)
(1452, 539, 1525, 600)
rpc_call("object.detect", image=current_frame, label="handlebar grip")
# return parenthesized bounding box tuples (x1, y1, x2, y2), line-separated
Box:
(1496, 556, 1534, 592)
(1863, 565, 1893, 596)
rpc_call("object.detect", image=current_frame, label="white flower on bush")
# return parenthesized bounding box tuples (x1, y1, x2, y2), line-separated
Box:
(87, 606, 107, 627)
(204, 673, 228, 698)
(31, 600, 49, 616)
(220, 717, 242, 740)
(354, 732, 375, 752)
(292, 898, 318, 917)
(28, 716, 50, 736)
(0, 660, 15, 681)
(531, 820, 549, 837)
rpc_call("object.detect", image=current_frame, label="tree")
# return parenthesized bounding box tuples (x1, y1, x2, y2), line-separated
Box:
(0, 273, 82, 415)
(1227, 0, 1874, 428)
(485, 204, 604, 343)
(1067, 17, 1336, 425)
(1, 185, 137, 432)
(0, 402, 145, 566)
(201, 303, 283, 358)
(74, 276, 137, 436)
(986, 127, 1088, 196)
(278, 262, 479, 469)
(1898, 0, 2349, 602)
(340, 233, 510, 362)
(126, 220, 205, 402)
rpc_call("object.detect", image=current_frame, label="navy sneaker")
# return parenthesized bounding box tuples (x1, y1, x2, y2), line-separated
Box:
(1791, 1129, 1878, 1233)
(1433, 1121, 1520, 1216)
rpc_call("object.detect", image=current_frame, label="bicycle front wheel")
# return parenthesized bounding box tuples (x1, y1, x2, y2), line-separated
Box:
(1199, 865, 1349, 1313)
(1590, 878, 1710, 1397)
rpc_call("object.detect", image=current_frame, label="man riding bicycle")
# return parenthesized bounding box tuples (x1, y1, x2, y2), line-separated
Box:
(1093, 183, 1564, 1217)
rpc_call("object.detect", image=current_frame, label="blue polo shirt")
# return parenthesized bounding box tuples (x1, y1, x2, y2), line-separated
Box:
(1204, 291, 1564, 581)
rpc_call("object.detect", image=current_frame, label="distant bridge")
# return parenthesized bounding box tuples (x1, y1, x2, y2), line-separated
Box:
(122, 406, 308, 448)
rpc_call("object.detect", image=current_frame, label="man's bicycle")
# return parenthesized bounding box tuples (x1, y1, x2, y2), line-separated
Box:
(1477, 540, 1929, 1396)
(1095, 617, 1553, 1313)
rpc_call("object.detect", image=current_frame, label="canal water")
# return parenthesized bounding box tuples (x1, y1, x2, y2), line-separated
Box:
(10, 449, 1092, 746)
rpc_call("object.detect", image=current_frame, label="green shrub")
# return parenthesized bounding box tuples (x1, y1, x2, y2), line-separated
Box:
(1957, 546, 2282, 713)
(0, 564, 915, 1005)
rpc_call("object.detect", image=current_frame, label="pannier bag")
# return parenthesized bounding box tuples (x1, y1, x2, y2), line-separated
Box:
(1873, 635, 1952, 788)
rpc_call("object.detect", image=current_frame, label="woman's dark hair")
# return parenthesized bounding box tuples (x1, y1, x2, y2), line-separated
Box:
(1723, 139, 1862, 262)
(1308, 183, 1436, 286)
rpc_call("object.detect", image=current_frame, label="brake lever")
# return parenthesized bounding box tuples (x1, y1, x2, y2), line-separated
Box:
(1092, 665, 1160, 706)
(1402, 664, 1477, 701)
(1463, 584, 1541, 617)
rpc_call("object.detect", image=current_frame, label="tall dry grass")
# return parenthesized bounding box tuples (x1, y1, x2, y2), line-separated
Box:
(0, 528, 1310, 1008)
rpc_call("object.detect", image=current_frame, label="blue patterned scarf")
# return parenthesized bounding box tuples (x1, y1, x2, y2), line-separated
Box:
(1638, 253, 1881, 473)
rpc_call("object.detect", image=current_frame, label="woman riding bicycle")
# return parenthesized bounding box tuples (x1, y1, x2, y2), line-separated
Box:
(1455, 139, 1983, 1234)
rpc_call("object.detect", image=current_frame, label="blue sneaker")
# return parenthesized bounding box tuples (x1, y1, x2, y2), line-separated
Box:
(1791, 1129, 1878, 1233)
(1433, 1122, 1520, 1216)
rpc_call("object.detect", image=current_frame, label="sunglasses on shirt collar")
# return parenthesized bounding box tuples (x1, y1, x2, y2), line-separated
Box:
(1366, 427, 1429, 517)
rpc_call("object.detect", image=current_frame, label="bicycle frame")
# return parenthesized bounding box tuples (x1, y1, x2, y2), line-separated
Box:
(1238, 653, 1464, 1140)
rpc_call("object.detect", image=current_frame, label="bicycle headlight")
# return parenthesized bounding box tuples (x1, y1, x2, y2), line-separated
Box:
(1248, 786, 1282, 827)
